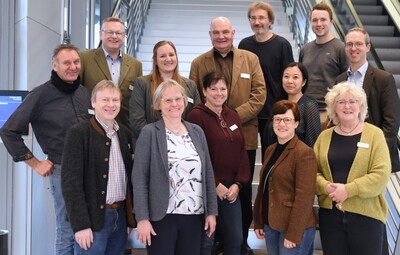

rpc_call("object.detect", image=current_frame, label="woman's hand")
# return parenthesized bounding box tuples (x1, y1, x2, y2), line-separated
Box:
(284, 238, 297, 249)
(328, 183, 349, 204)
(204, 215, 216, 237)
(136, 220, 157, 246)
(75, 228, 93, 250)
(216, 183, 229, 200)
(226, 183, 240, 203)
(254, 228, 265, 239)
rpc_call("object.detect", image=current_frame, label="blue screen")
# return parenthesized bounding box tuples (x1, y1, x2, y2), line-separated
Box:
(0, 91, 29, 132)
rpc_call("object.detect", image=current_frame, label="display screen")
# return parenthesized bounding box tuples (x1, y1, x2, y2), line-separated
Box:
(0, 90, 29, 134)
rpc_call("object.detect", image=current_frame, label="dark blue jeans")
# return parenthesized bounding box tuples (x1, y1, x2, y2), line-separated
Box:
(201, 197, 243, 255)
(74, 207, 127, 255)
(319, 207, 384, 255)
(264, 225, 316, 255)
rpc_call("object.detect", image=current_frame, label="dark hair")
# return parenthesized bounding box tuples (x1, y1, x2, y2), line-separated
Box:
(283, 62, 309, 93)
(312, 3, 333, 20)
(271, 100, 300, 121)
(203, 72, 228, 89)
(52, 44, 79, 62)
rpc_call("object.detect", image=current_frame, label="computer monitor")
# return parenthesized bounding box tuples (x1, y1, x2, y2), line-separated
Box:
(0, 90, 29, 135)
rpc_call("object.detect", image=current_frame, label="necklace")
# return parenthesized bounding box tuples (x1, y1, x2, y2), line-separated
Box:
(338, 121, 360, 135)
(165, 123, 182, 136)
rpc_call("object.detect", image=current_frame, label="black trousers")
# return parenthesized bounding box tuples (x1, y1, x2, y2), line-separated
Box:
(319, 207, 384, 255)
(147, 214, 203, 255)
(239, 150, 256, 245)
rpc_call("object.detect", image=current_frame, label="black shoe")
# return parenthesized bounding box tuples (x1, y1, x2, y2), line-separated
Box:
(240, 244, 254, 255)
(212, 241, 224, 255)
(125, 248, 132, 254)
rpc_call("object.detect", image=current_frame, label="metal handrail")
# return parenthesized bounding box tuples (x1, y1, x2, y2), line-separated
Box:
(98, 0, 150, 57)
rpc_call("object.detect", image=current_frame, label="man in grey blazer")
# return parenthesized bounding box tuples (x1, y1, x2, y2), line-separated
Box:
(336, 27, 400, 172)
(80, 17, 142, 129)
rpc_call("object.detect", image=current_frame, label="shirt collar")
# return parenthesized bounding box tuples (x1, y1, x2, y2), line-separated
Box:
(347, 61, 368, 77)
(102, 46, 122, 60)
(95, 116, 120, 136)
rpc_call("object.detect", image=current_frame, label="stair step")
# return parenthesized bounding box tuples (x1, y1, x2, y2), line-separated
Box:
(370, 37, 400, 48)
(354, 5, 383, 15)
(375, 48, 400, 61)
(353, 0, 377, 5)
(364, 25, 395, 37)
(359, 14, 388, 25)
(381, 61, 400, 76)
(148, 7, 285, 16)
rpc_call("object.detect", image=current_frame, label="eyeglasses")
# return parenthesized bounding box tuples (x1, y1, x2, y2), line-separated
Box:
(336, 99, 359, 106)
(249, 16, 268, 22)
(161, 96, 184, 105)
(273, 117, 294, 125)
(101, 30, 125, 37)
(345, 42, 365, 49)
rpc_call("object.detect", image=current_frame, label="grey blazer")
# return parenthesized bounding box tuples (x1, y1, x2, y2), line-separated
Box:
(132, 119, 217, 222)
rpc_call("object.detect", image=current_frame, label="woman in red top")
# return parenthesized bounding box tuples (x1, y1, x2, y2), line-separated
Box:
(187, 71, 249, 255)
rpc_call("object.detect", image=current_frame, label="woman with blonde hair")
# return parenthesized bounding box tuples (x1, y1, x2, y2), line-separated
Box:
(314, 81, 391, 255)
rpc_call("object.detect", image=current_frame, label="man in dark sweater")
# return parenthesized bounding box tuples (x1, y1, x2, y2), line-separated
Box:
(0, 44, 91, 254)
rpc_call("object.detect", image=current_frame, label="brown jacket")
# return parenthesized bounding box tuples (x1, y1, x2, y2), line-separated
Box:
(189, 47, 266, 150)
(79, 47, 142, 128)
(253, 135, 317, 244)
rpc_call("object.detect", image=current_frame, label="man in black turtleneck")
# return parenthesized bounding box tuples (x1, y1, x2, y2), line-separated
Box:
(0, 44, 91, 255)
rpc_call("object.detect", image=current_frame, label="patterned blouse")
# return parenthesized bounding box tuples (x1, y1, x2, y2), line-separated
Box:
(166, 130, 204, 215)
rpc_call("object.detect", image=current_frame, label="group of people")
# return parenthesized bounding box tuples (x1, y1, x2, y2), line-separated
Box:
(0, 2, 399, 255)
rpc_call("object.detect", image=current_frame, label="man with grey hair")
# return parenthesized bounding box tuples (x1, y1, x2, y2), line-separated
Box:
(190, 16, 266, 255)
(0, 44, 92, 254)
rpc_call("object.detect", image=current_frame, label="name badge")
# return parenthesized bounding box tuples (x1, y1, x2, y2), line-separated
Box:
(187, 97, 194, 104)
(230, 124, 238, 131)
(88, 109, 95, 115)
(129, 85, 134, 91)
(240, 73, 250, 79)
(357, 142, 369, 149)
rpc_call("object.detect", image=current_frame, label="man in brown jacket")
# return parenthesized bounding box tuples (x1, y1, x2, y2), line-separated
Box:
(189, 16, 266, 255)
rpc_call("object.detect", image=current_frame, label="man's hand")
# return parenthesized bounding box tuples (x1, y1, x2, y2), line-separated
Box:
(75, 228, 93, 250)
(25, 157, 54, 177)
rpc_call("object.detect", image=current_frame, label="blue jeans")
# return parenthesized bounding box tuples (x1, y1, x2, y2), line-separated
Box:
(201, 196, 243, 255)
(264, 225, 315, 255)
(49, 164, 74, 255)
(74, 207, 127, 255)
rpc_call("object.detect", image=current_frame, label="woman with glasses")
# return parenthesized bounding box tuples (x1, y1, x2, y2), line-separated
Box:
(186, 72, 249, 255)
(253, 100, 317, 255)
(129, 40, 200, 139)
(314, 82, 391, 255)
(132, 79, 217, 255)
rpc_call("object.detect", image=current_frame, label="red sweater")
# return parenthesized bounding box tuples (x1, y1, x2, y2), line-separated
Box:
(187, 104, 250, 186)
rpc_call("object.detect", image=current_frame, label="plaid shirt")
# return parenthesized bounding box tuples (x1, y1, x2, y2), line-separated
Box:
(96, 116, 127, 204)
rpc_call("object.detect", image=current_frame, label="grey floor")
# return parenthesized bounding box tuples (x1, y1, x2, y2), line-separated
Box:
(131, 249, 324, 254)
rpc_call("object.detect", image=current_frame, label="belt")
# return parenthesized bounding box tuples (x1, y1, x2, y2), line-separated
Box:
(105, 201, 124, 209)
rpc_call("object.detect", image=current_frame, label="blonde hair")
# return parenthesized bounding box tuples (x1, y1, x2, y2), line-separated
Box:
(91, 80, 121, 102)
(325, 81, 368, 125)
(152, 79, 188, 111)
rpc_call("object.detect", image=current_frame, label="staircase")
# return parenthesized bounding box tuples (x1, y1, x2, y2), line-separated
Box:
(135, 0, 297, 77)
(334, 0, 400, 96)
